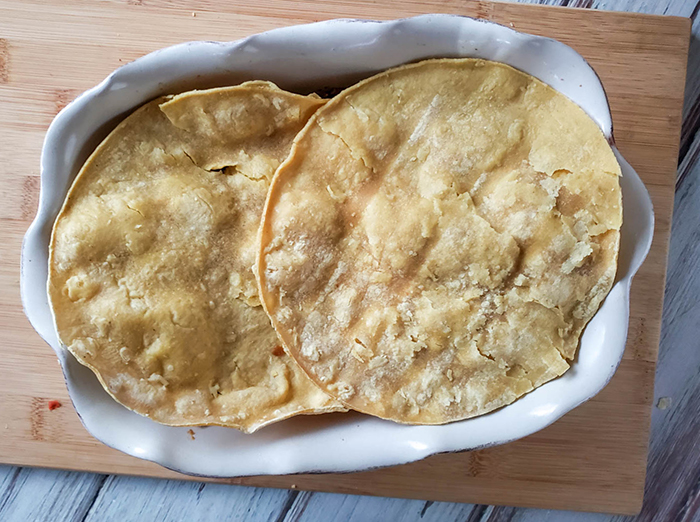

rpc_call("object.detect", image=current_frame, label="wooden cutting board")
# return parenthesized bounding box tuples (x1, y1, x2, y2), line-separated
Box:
(0, 0, 690, 515)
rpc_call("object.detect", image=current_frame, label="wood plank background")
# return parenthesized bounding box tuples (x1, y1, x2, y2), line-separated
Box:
(0, 0, 695, 519)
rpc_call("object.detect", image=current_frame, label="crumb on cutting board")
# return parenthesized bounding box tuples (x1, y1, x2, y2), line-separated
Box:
(656, 397, 672, 410)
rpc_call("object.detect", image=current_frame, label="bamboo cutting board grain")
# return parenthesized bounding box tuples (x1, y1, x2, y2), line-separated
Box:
(0, 0, 690, 515)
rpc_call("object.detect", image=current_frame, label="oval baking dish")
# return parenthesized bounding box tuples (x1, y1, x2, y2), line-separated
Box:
(20, 14, 654, 477)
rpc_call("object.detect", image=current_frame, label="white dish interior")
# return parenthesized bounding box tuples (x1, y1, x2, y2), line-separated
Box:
(20, 14, 654, 477)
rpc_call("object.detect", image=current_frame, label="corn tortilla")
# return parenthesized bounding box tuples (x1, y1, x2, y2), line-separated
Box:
(49, 81, 344, 432)
(257, 59, 622, 424)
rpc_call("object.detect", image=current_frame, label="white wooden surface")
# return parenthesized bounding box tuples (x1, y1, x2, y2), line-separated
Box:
(1, 0, 698, 520)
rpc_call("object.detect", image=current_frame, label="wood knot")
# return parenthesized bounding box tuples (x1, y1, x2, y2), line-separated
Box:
(475, 2, 495, 21)
(467, 450, 487, 477)
(54, 88, 80, 116)
(21, 175, 40, 221)
(30, 397, 46, 441)
(0, 39, 9, 84)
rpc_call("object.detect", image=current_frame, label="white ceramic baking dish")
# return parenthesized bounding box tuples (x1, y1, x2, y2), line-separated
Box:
(20, 14, 654, 477)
